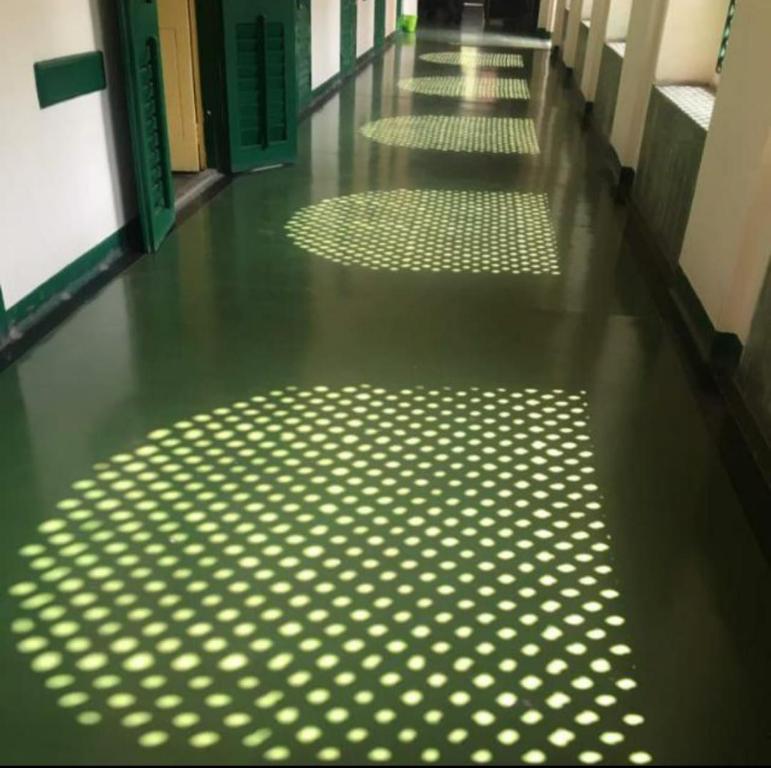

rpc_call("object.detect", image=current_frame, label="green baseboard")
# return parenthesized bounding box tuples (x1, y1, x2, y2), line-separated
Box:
(5, 220, 138, 333)
(301, 32, 399, 122)
(311, 74, 342, 103)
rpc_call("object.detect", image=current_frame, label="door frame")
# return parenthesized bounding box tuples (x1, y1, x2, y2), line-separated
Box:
(375, 0, 386, 48)
(188, 0, 208, 169)
(119, 0, 300, 252)
(117, 0, 176, 253)
(295, 0, 312, 112)
(341, 0, 358, 75)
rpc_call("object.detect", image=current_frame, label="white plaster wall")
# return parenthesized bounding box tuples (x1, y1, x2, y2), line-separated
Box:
(563, 0, 590, 66)
(538, 0, 559, 32)
(311, 0, 341, 90)
(357, 0, 375, 56)
(0, 0, 135, 309)
(610, 0, 667, 168)
(403, 0, 418, 15)
(386, 0, 398, 34)
(680, 0, 771, 340)
(655, 0, 730, 83)
(553, 0, 568, 46)
(606, 0, 633, 40)
(580, 0, 611, 101)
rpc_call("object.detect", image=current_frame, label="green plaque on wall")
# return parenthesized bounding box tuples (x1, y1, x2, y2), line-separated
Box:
(34, 52, 107, 109)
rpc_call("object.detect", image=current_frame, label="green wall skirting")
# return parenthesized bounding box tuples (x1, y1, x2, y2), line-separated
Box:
(310, 74, 342, 104)
(302, 32, 399, 121)
(34, 52, 106, 109)
(4, 221, 138, 336)
(4, 27, 400, 357)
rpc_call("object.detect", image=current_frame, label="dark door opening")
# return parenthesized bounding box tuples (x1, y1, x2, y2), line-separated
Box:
(484, 0, 542, 34)
(118, 0, 298, 253)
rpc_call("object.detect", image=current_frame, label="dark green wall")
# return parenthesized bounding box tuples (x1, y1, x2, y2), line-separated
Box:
(594, 44, 623, 141)
(633, 87, 708, 266)
(574, 22, 589, 88)
(740, 266, 771, 446)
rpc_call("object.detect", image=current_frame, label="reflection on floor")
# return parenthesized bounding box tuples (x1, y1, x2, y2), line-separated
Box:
(10, 386, 649, 764)
(420, 51, 526, 68)
(2, 10, 771, 768)
(360, 115, 541, 154)
(173, 170, 224, 212)
(398, 76, 531, 101)
(286, 190, 559, 275)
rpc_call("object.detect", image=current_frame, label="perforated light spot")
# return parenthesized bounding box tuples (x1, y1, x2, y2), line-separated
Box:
(285, 190, 559, 275)
(606, 41, 626, 58)
(656, 85, 715, 131)
(361, 115, 539, 155)
(399, 76, 530, 101)
(9, 385, 651, 764)
(421, 51, 525, 69)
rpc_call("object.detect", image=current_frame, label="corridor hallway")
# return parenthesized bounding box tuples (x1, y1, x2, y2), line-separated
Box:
(2, 17, 771, 768)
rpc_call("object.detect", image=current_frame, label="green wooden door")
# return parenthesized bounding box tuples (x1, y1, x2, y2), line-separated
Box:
(222, 0, 297, 172)
(375, 0, 386, 48)
(117, 0, 175, 253)
(296, 0, 312, 112)
(341, 0, 357, 74)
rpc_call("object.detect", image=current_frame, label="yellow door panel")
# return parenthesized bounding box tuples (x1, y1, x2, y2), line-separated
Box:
(158, 0, 201, 172)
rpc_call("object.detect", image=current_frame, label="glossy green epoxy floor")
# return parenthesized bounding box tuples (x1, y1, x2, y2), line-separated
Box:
(2, 23, 771, 767)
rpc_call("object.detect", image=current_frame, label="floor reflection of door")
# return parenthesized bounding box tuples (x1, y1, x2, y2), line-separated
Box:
(158, 0, 203, 171)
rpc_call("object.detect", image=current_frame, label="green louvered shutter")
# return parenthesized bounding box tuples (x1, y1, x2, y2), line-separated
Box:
(717, 0, 737, 74)
(296, 0, 312, 112)
(375, 0, 386, 48)
(341, 0, 357, 74)
(222, 0, 297, 172)
(117, 0, 175, 253)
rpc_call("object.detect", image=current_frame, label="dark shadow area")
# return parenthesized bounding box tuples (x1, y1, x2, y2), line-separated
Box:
(419, 0, 464, 26)
(485, 0, 541, 34)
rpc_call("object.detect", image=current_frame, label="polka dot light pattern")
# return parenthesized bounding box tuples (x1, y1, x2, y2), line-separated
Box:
(399, 76, 531, 101)
(421, 51, 526, 69)
(8, 385, 652, 765)
(285, 190, 559, 275)
(361, 115, 540, 155)
(656, 85, 715, 131)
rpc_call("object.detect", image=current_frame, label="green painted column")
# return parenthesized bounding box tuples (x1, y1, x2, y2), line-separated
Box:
(340, 0, 357, 74)
(375, 0, 386, 48)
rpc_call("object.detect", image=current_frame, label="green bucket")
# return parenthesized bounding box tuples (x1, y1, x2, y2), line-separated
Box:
(401, 14, 418, 33)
